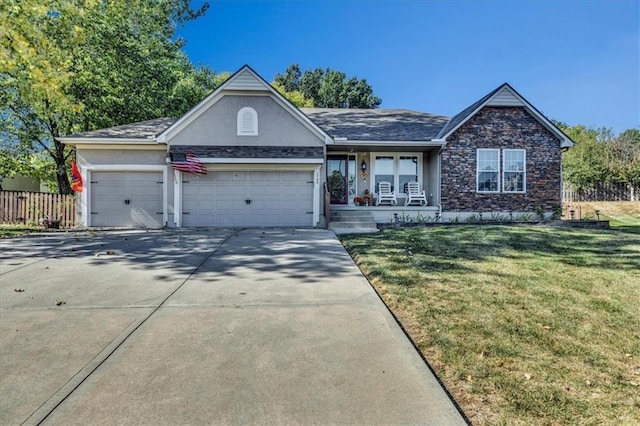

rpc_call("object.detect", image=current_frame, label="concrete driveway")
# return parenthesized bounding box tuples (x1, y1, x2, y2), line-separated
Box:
(1, 228, 466, 425)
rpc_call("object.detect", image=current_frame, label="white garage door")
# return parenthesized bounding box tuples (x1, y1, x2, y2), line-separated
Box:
(182, 170, 313, 227)
(90, 171, 163, 228)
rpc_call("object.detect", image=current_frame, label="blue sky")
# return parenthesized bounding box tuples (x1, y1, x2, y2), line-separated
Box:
(178, 0, 639, 134)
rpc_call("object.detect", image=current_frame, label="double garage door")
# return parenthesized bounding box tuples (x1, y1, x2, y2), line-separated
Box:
(182, 170, 314, 227)
(90, 171, 163, 228)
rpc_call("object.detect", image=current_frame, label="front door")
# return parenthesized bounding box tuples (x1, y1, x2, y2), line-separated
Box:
(327, 155, 356, 204)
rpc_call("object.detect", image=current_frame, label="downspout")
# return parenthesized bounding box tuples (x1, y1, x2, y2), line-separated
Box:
(436, 146, 443, 221)
(560, 145, 570, 205)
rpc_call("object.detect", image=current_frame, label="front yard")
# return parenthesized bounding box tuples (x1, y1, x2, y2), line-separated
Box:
(341, 223, 640, 425)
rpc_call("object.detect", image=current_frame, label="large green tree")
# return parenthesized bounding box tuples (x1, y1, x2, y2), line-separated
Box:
(557, 121, 640, 188)
(606, 128, 640, 186)
(274, 64, 382, 109)
(1, 0, 221, 194)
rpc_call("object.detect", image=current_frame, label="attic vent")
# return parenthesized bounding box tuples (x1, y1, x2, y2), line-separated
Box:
(237, 107, 258, 136)
(487, 87, 522, 107)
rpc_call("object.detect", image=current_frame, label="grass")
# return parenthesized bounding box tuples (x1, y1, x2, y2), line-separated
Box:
(565, 201, 640, 233)
(0, 224, 45, 238)
(341, 222, 640, 425)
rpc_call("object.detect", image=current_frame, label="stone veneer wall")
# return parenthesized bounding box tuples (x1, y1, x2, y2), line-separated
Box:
(440, 107, 562, 212)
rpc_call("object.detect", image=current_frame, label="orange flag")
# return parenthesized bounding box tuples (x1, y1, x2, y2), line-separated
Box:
(71, 160, 83, 192)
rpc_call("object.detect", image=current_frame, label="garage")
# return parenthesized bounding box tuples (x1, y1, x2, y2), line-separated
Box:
(90, 171, 164, 228)
(182, 170, 314, 227)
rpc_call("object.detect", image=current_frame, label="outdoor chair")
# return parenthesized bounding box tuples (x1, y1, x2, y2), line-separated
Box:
(376, 181, 397, 206)
(405, 182, 427, 206)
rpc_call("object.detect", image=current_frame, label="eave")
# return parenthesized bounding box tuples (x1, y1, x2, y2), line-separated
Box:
(58, 137, 164, 146)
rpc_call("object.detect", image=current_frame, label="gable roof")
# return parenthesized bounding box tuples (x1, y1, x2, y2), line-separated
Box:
(59, 118, 176, 144)
(436, 88, 502, 140)
(302, 108, 449, 141)
(437, 83, 574, 148)
(58, 67, 574, 150)
(157, 65, 332, 144)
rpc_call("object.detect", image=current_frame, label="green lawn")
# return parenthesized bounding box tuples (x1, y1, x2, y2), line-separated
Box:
(569, 201, 640, 234)
(341, 224, 640, 425)
(0, 224, 44, 238)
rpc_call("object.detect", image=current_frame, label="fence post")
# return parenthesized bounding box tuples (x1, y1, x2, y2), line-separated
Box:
(0, 191, 76, 228)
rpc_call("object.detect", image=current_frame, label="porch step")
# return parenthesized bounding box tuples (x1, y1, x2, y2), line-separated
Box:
(329, 210, 377, 230)
(330, 214, 373, 221)
(330, 210, 373, 219)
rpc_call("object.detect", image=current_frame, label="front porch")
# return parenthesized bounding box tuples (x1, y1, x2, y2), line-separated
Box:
(330, 203, 440, 225)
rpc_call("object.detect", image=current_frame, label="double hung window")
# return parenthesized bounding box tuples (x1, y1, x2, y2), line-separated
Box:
(373, 154, 420, 194)
(503, 149, 526, 192)
(476, 149, 526, 193)
(374, 156, 395, 192)
(476, 149, 500, 192)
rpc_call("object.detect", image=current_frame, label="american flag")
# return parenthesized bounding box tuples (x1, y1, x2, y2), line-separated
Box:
(170, 152, 207, 175)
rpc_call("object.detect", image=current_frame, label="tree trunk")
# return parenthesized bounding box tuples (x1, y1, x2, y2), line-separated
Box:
(52, 136, 72, 195)
(56, 165, 72, 194)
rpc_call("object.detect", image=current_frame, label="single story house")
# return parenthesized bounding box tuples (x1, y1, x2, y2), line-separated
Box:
(58, 65, 573, 228)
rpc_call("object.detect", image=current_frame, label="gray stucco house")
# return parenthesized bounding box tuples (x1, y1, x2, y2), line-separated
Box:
(58, 65, 573, 228)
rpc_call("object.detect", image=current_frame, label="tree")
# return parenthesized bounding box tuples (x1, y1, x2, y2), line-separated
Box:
(557, 121, 640, 188)
(1, 0, 214, 194)
(606, 129, 640, 186)
(273, 64, 382, 109)
(274, 64, 301, 93)
(271, 82, 313, 108)
(557, 122, 610, 189)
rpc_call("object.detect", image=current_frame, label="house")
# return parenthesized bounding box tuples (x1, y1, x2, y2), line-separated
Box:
(1, 175, 44, 192)
(58, 65, 573, 228)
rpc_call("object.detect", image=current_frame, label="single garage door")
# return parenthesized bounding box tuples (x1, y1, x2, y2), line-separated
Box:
(182, 170, 313, 227)
(90, 171, 163, 228)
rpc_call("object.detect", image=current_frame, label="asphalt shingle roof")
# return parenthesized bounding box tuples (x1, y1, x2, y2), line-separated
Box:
(301, 108, 450, 141)
(64, 117, 176, 139)
(436, 86, 503, 139)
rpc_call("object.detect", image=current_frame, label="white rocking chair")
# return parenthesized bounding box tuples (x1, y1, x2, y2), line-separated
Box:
(405, 182, 427, 206)
(376, 182, 397, 206)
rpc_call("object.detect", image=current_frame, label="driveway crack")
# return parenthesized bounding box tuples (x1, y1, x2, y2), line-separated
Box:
(21, 230, 238, 426)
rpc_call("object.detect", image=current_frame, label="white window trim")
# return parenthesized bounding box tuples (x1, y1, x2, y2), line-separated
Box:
(476, 149, 500, 193)
(237, 107, 258, 136)
(370, 152, 423, 196)
(502, 149, 527, 193)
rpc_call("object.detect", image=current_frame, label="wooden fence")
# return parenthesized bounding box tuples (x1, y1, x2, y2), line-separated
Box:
(562, 182, 639, 202)
(0, 191, 76, 228)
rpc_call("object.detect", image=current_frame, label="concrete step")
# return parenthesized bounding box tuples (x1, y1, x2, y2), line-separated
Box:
(329, 210, 376, 230)
(331, 215, 373, 222)
(328, 221, 378, 229)
(331, 227, 380, 235)
(331, 211, 375, 219)
(331, 209, 373, 215)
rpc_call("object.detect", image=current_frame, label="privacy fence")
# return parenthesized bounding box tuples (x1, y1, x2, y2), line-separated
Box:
(562, 182, 639, 202)
(0, 191, 76, 228)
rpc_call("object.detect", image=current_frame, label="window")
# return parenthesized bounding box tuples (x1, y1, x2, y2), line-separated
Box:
(503, 149, 526, 192)
(373, 154, 421, 194)
(398, 156, 418, 193)
(374, 156, 394, 192)
(476, 149, 527, 193)
(477, 149, 499, 192)
(237, 107, 258, 136)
